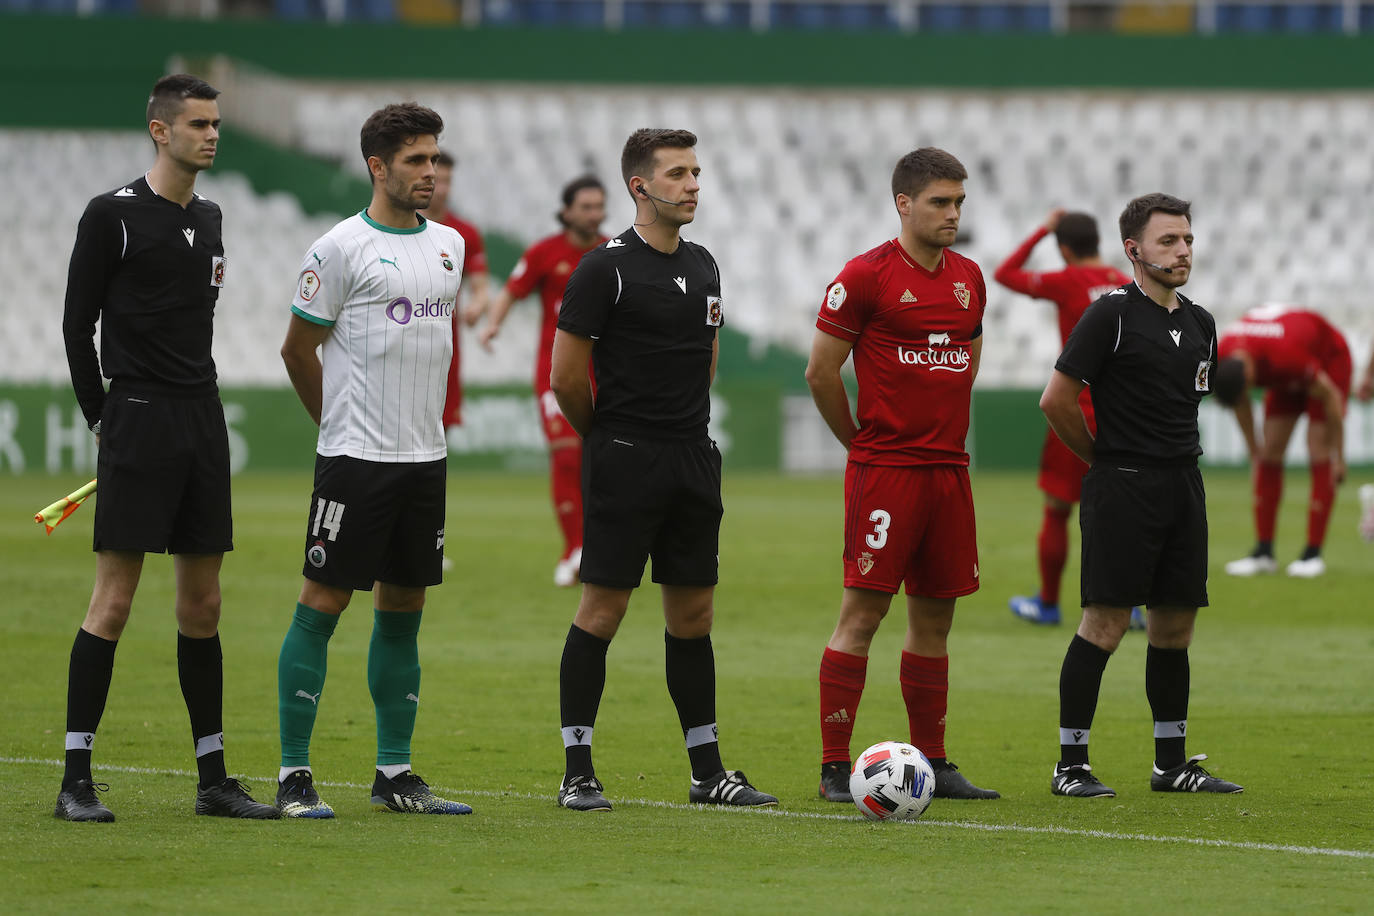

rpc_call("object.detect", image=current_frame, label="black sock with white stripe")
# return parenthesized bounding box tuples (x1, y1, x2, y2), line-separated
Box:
(178, 632, 227, 788)
(63, 628, 118, 789)
(1146, 644, 1190, 770)
(560, 624, 610, 779)
(1058, 634, 1112, 767)
(665, 631, 724, 780)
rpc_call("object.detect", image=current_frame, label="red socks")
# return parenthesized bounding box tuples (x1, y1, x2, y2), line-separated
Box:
(1307, 461, 1334, 549)
(900, 652, 948, 761)
(1255, 461, 1283, 544)
(819, 648, 866, 765)
(1037, 504, 1071, 606)
(550, 445, 583, 558)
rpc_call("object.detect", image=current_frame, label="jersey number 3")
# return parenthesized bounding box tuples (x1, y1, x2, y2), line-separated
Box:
(865, 509, 891, 550)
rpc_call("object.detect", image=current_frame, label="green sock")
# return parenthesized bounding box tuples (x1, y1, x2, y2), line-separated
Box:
(369, 609, 422, 767)
(278, 603, 339, 769)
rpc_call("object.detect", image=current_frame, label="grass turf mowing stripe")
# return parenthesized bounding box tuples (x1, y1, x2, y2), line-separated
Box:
(8, 755, 1371, 860)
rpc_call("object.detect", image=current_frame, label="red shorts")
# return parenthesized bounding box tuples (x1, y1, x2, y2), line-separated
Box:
(842, 462, 979, 598)
(1038, 428, 1090, 504)
(1264, 342, 1352, 421)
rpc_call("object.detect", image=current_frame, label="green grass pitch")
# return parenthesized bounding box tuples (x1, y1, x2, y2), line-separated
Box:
(2, 468, 1372, 913)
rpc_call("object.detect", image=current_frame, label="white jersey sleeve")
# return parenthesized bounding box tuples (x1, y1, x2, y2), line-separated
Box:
(291, 234, 347, 326)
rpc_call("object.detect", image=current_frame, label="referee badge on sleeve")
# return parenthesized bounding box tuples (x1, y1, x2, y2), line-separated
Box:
(210, 256, 226, 288)
(1195, 360, 1211, 392)
(706, 296, 723, 327)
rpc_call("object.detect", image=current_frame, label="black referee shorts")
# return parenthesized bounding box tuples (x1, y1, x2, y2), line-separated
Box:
(1079, 462, 1209, 609)
(301, 454, 446, 591)
(580, 427, 723, 589)
(93, 384, 232, 555)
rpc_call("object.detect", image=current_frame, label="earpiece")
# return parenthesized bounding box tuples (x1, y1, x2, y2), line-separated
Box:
(635, 184, 648, 197)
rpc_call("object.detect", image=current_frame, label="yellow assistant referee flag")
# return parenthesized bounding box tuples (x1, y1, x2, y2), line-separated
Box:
(35, 479, 97, 535)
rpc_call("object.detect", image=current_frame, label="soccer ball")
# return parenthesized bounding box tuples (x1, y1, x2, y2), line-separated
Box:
(849, 740, 935, 821)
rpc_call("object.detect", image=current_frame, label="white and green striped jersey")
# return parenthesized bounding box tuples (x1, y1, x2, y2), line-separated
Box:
(291, 211, 464, 462)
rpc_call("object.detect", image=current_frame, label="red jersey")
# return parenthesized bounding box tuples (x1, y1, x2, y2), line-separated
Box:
(994, 226, 1129, 421)
(817, 240, 986, 467)
(504, 231, 605, 393)
(1218, 306, 1348, 393)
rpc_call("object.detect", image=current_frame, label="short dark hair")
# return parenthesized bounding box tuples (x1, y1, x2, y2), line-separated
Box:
(891, 147, 967, 199)
(557, 174, 605, 226)
(436, 150, 456, 169)
(360, 103, 444, 171)
(146, 74, 219, 126)
(1055, 212, 1100, 258)
(1119, 192, 1191, 242)
(620, 129, 697, 189)
(1213, 357, 1248, 407)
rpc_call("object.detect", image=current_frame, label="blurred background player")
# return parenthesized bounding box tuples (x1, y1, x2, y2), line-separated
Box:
(477, 175, 608, 586)
(419, 151, 488, 571)
(57, 74, 278, 822)
(993, 209, 1137, 628)
(1214, 305, 1351, 578)
(276, 103, 472, 818)
(807, 147, 999, 804)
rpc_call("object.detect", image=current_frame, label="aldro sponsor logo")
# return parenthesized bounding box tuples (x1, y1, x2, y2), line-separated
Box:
(386, 296, 455, 326)
(896, 331, 971, 373)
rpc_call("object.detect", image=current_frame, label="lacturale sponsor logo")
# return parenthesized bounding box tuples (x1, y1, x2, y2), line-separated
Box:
(896, 338, 971, 372)
(387, 296, 455, 325)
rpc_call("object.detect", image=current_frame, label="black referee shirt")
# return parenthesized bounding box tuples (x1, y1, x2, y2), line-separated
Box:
(1056, 282, 1217, 464)
(62, 176, 225, 427)
(557, 228, 723, 438)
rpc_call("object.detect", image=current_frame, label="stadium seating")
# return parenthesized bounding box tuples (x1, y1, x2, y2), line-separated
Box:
(5, 83, 1372, 389)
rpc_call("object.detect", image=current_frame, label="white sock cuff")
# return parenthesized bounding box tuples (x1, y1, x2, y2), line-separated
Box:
(1059, 726, 1090, 747)
(684, 724, 719, 749)
(280, 766, 311, 783)
(1154, 720, 1187, 739)
(65, 732, 95, 752)
(378, 763, 411, 779)
(195, 733, 224, 758)
(562, 725, 593, 748)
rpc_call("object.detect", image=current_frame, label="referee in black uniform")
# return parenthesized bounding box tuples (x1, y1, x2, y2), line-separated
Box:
(1040, 193, 1242, 798)
(56, 74, 277, 822)
(548, 128, 776, 812)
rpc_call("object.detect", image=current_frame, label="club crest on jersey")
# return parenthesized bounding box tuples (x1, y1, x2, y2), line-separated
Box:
(826, 282, 847, 311)
(440, 251, 454, 272)
(952, 282, 971, 310)
(857, 551, 875, 575)
(298, 270, 320, 302)
(210, 256, 226, 288)
(706, 296, 723, 327)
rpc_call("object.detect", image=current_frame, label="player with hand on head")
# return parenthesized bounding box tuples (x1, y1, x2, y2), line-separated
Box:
(1041, 193, 1241, 799)
(994, 209, 1137, 628)
(551, 129, 776, 812)
(808, 147, 999, 805)
(477, 175, 608, 587)
(56, 74, 278, 822)
(275, 103, 471, 819)
(1214, 306, 1352, 578)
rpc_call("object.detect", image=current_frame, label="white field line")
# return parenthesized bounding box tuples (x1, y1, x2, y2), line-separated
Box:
(6, 755, 1371, 861)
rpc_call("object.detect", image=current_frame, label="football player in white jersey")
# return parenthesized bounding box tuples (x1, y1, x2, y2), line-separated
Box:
(274, 103, 471, 818)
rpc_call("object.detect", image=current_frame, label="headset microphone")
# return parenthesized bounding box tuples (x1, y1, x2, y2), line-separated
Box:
(636, 184, 686, 207)
(1130, 245, 1174, 274)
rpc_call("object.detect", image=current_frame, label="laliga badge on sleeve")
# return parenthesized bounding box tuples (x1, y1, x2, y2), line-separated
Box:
(299, 270, 320, 302)
(826, 282, 847, 311)
(705, 296, 723, 327)
(210, 256, 226, 288)
(1195, 360, 1211, 392)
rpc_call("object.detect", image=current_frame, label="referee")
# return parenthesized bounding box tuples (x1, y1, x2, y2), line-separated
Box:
(550, 128, 776, 812)
(57, 74, 278, 821)
(1040, 193, 1242, 798)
